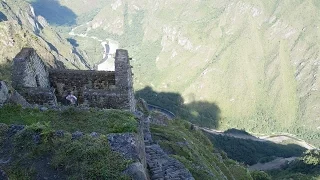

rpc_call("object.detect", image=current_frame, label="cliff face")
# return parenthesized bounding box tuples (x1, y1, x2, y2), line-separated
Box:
(0, 0, 90, 77)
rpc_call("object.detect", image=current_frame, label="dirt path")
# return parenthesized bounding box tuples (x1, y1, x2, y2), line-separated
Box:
(202, 128, 316, 150)
(260, 135, 316, 150)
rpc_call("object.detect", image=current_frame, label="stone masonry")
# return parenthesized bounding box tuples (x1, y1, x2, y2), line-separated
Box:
(49, 69, 115, 104)
(11, 48, 135, 111)
(12, 48, 56, 106)
(142, 116, 194, 180)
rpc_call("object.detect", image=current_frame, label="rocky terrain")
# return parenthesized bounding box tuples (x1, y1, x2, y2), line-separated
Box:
(0, 0, 91, 81)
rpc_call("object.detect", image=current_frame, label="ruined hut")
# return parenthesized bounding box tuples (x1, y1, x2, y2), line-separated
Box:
(11, 48, 135, 112)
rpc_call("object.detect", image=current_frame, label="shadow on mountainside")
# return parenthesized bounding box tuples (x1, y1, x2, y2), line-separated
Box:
(0, 11, 8, 21)
(30, 0, 77, 26)
(135, 86, 221, 128)
(205, 131, 307, 166)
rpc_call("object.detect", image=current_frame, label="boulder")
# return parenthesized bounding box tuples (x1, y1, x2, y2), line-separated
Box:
(0, 81, 9, 107)
(55, 130, 65, 138)
(72, 131, 84, 140)
(123, 162, 148, 180)
(6, 90, 31, 108)
(90, 132, 100, 138)
(8, 125, 25, 137)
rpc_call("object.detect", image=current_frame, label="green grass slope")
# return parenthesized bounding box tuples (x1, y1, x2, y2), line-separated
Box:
(0, 105, 137, 179)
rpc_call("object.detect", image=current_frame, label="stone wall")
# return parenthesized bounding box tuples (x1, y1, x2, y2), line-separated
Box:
(49, 69, 115, 104)
(114, 49, 136, 112)
(11, 48, 56, 106)
(12, 48, 50, 89)
(11, 48, 135, 111)
(18, 87, 57, 106)
(83, 89, 124, 109)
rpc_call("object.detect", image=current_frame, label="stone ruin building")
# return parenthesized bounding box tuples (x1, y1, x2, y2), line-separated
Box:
(11, 48, 135, 112)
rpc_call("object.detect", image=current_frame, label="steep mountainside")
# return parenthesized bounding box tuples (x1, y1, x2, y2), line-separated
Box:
(31, 0, 320, 146)
(0, 105, 253, 179)
(0, 0, 90, 80)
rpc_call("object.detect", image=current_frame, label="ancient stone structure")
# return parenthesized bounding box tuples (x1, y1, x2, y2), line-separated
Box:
(11, 48, 56, 106)
(12, 48, 135, 111)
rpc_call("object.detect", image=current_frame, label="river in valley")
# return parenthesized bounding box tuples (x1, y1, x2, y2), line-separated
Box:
(69, 24, 118, 71)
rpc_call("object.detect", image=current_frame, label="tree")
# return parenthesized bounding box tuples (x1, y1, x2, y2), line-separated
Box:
(303, 149, 320, 165)
(251, 171, 272, 180)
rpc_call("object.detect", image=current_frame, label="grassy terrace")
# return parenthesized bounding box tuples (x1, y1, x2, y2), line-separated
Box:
(0, 105, 137, 134)
(0, 105, 138, 179)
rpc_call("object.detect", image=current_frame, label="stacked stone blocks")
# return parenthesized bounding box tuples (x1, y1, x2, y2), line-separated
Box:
(11, 48, 135, 111)
(12, 48, 56, 106)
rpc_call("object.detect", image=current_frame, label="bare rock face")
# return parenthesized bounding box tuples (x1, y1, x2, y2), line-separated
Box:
(0, 81, 9, 107)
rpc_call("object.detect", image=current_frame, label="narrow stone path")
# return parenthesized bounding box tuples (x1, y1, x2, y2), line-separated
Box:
(142, 116, 194, 180)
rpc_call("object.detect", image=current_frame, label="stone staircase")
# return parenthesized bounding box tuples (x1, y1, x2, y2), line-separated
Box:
(142, 116, 194, 180)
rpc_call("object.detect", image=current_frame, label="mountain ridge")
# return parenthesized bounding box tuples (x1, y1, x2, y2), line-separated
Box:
(0, 0, 91, 78)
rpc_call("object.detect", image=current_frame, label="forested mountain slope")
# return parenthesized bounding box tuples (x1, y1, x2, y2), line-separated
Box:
(30, 0, 320, 146)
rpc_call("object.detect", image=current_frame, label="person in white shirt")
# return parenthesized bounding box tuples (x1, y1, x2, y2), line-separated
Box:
(65, 91, 78, 105)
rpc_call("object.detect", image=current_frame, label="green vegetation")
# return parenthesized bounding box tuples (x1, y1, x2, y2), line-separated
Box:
(0, 123, 131, 179)
(268, 159, 320, 180)
(250, 171, 272, 180)
(0, 105, 139, 179)
(150, 119, 252, 180)
(206, 133, 306, 165)
(0, 105, 138, 134)
(303, 149, 320, 165)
